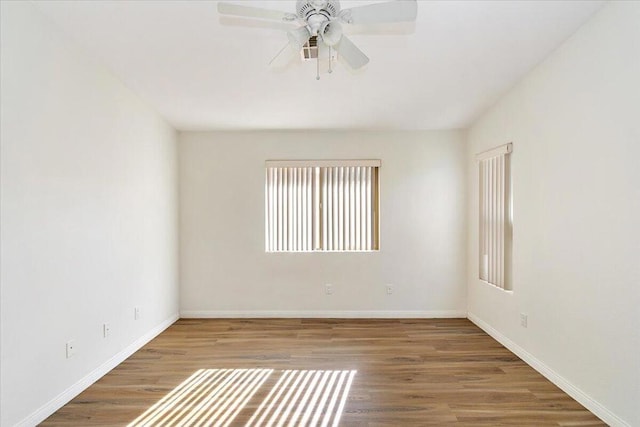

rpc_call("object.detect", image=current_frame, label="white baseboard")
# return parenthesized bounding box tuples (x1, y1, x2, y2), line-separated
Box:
(180, 310, 466, 319)
(24, 311, 624, 426)
(17, 313, 179, 427)
(467, 312, 630, 427)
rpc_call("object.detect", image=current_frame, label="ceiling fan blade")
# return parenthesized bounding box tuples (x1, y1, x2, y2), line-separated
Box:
(342, 0, 417, 25)
(217, 2, 295, 21)
(219, 16, 297, 32)
(334, 35, 369, 70)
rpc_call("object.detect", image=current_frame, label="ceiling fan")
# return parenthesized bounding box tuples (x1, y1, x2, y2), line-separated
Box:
(218, 0, 418, 78)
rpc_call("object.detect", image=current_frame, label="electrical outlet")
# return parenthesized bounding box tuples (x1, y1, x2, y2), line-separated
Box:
(386, 284, 394, 295)
(134, 307, 141, 320)
(520, 313, 528, 328)
(325, 284, 333, 295)
(103, 323, 111, 338)
(66, 340, 76, 358)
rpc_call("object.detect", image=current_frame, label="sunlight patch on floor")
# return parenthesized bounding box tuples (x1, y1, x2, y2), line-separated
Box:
(247, 369, 356, 427)
(128, 368, 356, 427)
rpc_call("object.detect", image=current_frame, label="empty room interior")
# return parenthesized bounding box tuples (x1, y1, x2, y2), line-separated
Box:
(1, 0, 639, 426)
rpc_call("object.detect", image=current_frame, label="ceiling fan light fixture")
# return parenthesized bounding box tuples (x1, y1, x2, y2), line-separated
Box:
(307, 14, 327, 36)
(287, 26, 312, 51)
(320, 20, 342, 46)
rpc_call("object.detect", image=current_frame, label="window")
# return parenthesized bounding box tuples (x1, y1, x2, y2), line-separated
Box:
(265, 160, 380, 252)
(477, 143, 512, 290)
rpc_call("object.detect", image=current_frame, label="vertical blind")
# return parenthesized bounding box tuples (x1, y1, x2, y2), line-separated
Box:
(477, 144, 512, 290)
(265, 160, 380, 252)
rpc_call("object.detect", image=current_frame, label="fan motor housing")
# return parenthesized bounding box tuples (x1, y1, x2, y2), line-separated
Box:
(296, 0, 340, 19)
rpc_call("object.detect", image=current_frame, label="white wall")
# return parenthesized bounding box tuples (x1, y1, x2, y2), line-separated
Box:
(0, 3, 179, 425)
(466, 2, 640, 426)
(179, 131, 467, 317)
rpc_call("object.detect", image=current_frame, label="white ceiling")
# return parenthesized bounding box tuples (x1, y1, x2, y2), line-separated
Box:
(32, 0, 604, 131)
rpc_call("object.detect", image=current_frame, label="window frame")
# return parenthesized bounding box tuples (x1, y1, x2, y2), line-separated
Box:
(265, 160, 381, 253)
(476, 143, 513, 290)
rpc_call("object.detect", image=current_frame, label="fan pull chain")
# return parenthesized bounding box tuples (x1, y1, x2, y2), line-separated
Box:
(328, 46, 333, 74)
(316, 53, 320, 80)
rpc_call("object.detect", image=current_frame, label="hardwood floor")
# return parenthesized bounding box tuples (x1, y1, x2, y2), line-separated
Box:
(42, 319, 605, 426)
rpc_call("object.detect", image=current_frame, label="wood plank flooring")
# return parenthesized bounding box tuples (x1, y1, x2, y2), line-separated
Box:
(42, 319, 605, 426)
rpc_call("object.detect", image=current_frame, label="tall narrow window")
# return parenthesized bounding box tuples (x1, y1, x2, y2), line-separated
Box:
(477, 143, 512, 290)
(265, 160, 380, 252)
